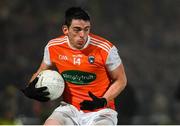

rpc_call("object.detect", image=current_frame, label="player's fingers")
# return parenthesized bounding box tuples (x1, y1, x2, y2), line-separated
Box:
(30, 77, 39, 87)
(88, 91, 98, 100)
(80, 100, 91, 104)
(80, 100, 94, 109)
(37, 91, 50, 96)
(80, 103, 89, 110)
(36, 86, 48, 92)
(80, 102, 94, 110)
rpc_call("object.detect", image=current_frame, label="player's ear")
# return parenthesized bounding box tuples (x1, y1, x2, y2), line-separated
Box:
(62, 25, 68, 35)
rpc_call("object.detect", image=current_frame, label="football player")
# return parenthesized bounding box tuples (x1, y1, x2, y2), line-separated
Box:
(22, 7, 127, 125)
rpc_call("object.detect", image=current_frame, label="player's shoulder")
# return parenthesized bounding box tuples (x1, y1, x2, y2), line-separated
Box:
(89, 33, 113, 53)
(89, 33, 113, 45)
(47, 35, 67, 48)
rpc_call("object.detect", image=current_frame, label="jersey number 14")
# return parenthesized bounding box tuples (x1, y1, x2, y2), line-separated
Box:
(73, 57, 81, 65)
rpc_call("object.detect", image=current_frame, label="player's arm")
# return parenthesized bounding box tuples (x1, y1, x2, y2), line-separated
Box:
(80, 64, 127, 110)
(102, 46, 127, 101)
(103, 63, 127, 102)
(22, 44, 54, 102)
(29, 42, 55, 83)
(29, 61, 54, 83)
(80, 46, 127, 110)
(21, 61, 53, 102)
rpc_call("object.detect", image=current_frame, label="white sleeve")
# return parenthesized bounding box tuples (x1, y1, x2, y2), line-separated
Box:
(105, 46, 122, 71)
(43, 45, 52, 66)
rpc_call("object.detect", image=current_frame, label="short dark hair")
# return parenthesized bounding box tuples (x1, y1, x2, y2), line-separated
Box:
(64, 7, 90, 27)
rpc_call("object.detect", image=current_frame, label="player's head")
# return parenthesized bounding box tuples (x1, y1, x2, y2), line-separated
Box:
(62, 7, 91, 49)
(64, 7, 90, 28)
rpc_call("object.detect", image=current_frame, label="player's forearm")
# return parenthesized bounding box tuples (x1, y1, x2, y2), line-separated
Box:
(29, 73, 39, 84)
(29, 68, 45, 84)
(29, 61, 52, 84)
(103, 78, 127, 102)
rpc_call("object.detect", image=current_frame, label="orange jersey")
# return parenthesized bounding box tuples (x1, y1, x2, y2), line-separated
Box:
(44, 33, 121, 112)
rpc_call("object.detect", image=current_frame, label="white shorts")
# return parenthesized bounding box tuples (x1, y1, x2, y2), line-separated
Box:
(47, 101, 118, 125)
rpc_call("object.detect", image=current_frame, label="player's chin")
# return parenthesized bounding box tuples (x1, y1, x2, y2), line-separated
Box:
(76, 44, 85, 49)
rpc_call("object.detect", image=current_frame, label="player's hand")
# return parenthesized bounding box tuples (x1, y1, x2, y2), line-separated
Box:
(80, 91, 107, 111)
(21, 77, 50, 102)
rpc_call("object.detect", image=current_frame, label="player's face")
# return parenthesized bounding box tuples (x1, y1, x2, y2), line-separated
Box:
(63, 19, 91, 49)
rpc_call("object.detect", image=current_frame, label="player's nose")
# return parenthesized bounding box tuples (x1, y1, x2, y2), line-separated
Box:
(79, 31, 85, 38)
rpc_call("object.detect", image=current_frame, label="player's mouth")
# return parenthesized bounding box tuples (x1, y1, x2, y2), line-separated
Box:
(78, 40, 85, 45)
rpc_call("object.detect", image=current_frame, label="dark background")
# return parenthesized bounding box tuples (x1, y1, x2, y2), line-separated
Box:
(0, 0, 180, 124)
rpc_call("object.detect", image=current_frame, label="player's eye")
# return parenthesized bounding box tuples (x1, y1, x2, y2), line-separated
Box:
(73, 28, 81, 32)
(84, 28, 89, 32)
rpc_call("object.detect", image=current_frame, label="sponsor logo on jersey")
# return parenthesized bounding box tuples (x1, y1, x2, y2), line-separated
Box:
(88, 56, 95, 64)
(62, 70, 96, 85)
